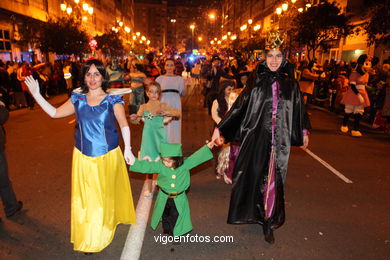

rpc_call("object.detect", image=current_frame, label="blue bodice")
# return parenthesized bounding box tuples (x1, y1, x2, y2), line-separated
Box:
(71, 92, 124, 157)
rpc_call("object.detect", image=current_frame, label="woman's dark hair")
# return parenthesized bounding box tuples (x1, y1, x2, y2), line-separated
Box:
(80, 59, 109, 93)
(217, 80, 235, 118)
(169, 156, 184, 169)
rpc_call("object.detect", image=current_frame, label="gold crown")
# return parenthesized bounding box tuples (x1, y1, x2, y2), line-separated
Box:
(266, 31, 285, 50)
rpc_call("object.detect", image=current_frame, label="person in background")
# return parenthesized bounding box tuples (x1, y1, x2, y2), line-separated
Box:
(211, 80, 235, 184)
(0, 100, 23, 221)
(63, 59, 73, 97)
(299, 60, 324, 105)
(17, 62, 34, 109)
(341, 55, 378, 137)
(156, 59, 185, 143)
(205, 56, 234, 113)
(175, 57, 185, 76)
(127, 60, 147, 114)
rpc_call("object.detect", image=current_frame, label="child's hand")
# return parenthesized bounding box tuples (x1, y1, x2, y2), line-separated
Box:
(215, 136, 225, 146)
(163, 116, 172, 124)
(206, 140, 216, 149)
(157, 110, 167, 116)
(211, 128, 224, 146)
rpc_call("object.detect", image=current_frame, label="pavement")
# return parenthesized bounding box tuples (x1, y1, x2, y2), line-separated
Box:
(0, 84, 389, 260)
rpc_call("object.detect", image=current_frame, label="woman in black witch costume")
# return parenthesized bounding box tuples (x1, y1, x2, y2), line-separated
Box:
(211, 31, 310, 244)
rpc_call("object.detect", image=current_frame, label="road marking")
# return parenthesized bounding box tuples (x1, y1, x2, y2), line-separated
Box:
(301, 147, 353, 184)
(120, 180, 156, 260)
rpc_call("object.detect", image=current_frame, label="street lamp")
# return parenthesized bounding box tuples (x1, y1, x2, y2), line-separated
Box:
(170, 18, 177, 47)
(189, 24, 195, 51)
(60, 0, 94, 22)
(208, 12, 216, 40)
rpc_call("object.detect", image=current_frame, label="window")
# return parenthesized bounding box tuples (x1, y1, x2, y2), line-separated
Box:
(0, 29, 12, 51)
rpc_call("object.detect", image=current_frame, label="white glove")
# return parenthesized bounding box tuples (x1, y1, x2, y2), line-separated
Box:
(357, 94, 365, 104)
(25, 76, 56, 117)
(121, 126, 135, 165)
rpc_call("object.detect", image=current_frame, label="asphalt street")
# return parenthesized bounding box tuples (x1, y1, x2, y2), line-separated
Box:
(0, 85, 389, 260)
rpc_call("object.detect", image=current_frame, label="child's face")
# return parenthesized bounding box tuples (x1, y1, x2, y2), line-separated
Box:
(146, 85, 160, 101)
(161, 157, 174, 168)
(165, 60, 175, 74)
(224, 86, 234, 97)
(241, 75, 248, 85)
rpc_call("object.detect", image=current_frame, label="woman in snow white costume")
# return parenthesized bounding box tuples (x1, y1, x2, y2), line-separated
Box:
(24, 59, 136, 254)
(212, 32, 311, 244)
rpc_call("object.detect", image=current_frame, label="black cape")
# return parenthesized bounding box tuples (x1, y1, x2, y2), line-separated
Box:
(218, 61, 310, 229)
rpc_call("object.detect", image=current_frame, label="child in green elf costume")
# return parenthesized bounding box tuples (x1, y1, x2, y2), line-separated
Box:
(130, 142, 215, 237)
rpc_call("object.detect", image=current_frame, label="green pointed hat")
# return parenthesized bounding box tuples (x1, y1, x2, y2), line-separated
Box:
(160, 143, 183, 157)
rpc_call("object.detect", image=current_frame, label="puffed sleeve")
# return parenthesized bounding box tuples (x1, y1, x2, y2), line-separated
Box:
(71, 92, 84, 104)
(108, 95, 125, 105)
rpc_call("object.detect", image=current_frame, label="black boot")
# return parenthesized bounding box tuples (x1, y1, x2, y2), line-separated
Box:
(262, 220, 275, 244)
(342, 113, 352, 126)
(353, 113, 362, 131)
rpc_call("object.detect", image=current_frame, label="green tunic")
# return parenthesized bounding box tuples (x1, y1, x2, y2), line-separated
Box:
(130, 145, 213, 236)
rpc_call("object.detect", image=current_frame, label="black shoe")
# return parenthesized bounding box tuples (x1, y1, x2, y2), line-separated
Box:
(6, 201, 23, 218)
(262, 221, 275, 244)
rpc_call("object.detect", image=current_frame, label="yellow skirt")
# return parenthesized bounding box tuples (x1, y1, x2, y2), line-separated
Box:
(70, 146, 136, 252)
